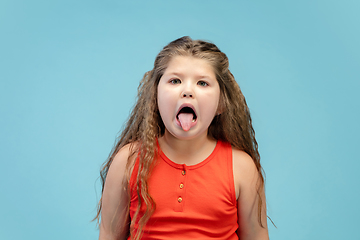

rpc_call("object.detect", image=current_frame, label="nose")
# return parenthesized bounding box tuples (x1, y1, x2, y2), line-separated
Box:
(181, 82, 194, 98)
(182, 91, 193, 98)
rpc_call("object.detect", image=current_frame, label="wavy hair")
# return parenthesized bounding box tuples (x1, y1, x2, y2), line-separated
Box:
(94, 36, 265, 239)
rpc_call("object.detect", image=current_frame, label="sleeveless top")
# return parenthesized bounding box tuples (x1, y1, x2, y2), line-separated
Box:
(128, 140, 238, 239)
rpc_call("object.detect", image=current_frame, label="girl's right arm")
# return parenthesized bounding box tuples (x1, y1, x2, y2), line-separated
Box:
(99, 145, 132, 240)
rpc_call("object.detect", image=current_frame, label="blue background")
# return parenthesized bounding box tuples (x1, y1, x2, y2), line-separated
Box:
(1, 0, 359, 239)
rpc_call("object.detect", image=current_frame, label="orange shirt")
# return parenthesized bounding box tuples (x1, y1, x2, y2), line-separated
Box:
(129, 140, 238, 239)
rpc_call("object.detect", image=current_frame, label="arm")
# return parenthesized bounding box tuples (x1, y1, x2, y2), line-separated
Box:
(99, 145, 133, 240)
(233, 148, 269, 240)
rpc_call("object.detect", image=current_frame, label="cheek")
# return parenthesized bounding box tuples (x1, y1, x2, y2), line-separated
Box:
(200, 95, 220, 119)
(157, 91, 173, 117)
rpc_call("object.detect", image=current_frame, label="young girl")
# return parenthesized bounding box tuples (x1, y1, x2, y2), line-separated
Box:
(95, 36, 269, 240)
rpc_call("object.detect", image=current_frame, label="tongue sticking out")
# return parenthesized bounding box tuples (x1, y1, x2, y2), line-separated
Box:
(178, 113, 194, 131)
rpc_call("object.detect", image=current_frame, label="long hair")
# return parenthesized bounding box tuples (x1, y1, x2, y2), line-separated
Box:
(94, 36, 265, 239)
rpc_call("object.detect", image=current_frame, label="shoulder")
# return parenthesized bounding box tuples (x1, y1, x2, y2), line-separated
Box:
(106, 143, 138, 183)
(232, 147, 258, 175)
(109, 144, 130, 171)
(232, 147, 259, 199)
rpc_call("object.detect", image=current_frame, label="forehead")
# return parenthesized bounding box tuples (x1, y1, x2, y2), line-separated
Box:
(163, 55, 216, 79)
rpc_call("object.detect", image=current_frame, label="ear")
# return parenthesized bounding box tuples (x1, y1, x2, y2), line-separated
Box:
(216, 96, 225, 115)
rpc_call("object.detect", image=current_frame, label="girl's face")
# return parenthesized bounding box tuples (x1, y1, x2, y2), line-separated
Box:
(157, 56, 220, 140)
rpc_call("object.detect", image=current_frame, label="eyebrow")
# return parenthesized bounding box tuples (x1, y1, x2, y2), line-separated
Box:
(164, 72, 185, 78)
(165, 72, 214, 80)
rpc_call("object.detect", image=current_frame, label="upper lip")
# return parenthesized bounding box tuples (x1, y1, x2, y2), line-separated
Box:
(176, 103, 197, 119)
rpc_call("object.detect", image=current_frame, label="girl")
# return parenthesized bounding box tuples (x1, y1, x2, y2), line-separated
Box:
(95, 36, 269, 240)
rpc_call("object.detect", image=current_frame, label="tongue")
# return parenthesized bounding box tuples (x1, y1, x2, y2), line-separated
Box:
(178, 113, 194, 131)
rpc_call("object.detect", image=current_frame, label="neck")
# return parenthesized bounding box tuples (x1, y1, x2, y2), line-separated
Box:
(158, 130, 217, 165)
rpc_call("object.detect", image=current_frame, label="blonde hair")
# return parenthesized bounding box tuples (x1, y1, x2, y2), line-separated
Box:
(95, 36, 265, 239)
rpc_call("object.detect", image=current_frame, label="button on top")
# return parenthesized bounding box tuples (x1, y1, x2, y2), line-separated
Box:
(179, 183, 184, 189)
(182, 170, 186, 175)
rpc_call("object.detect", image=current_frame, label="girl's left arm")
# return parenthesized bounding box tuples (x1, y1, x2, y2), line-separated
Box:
(233, 148, 269, 240)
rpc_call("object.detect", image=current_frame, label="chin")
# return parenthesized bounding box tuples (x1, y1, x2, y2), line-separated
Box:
(168, 128, 207, 141)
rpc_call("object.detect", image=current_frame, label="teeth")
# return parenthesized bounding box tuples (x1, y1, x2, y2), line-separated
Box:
(192, 119, 195, 122)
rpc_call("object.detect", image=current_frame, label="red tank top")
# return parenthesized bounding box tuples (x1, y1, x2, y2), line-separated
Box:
(129, 140, 238, 239)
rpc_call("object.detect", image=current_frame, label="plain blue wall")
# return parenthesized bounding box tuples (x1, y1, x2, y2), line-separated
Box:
(1, 0, 359, 239)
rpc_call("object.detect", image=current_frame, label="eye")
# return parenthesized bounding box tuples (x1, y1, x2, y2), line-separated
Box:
(197, 81, 208, 87)
(170, 78, 181, 84)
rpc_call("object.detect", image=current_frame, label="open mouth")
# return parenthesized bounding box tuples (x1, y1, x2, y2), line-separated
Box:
(176, 106, 197, 122)
(176, 105, 197, 131)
